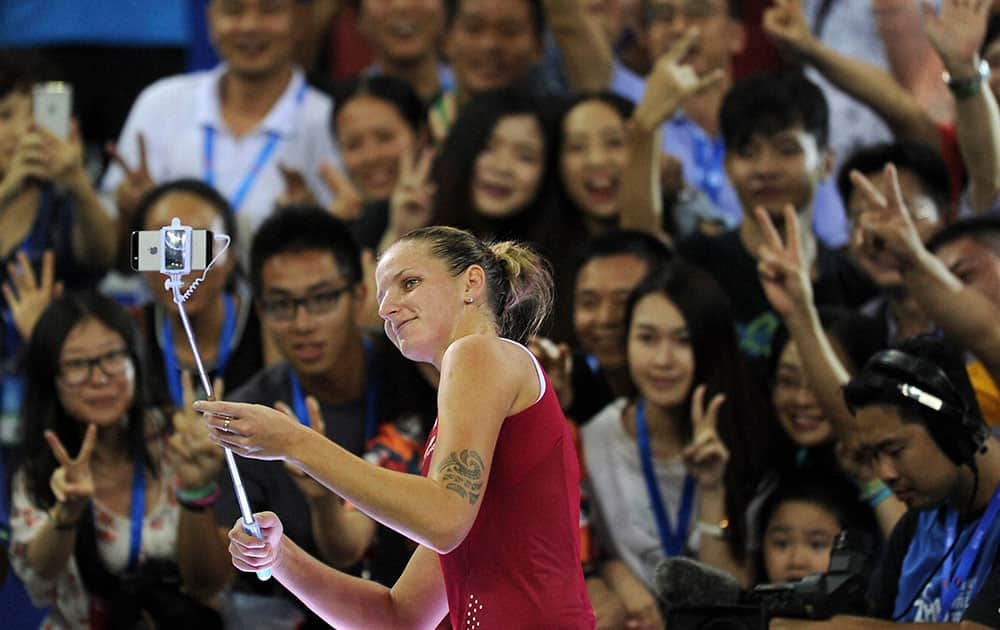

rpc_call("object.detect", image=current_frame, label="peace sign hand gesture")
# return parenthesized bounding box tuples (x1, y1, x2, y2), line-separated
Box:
(848, 165, 927, 275)
(106, 132, 154, 216)
(274, 163, 318, 208)
(755, 205, 815, 322)
(45, 424, 97, 520)
(632, 27, 725, 133)
(318, 162, 364, 222)
(276, 397, 330, 501)
(682, 385, 728, 490)
(169, 371, 225, 492)
(388, 148, 436, 241)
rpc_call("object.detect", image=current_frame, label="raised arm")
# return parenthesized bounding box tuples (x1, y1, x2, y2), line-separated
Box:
(763, 0, 940, 147)
(543, 0, 614, 92)
(755, 205, 855, 436)
(228, 511, 448, 629)
(852, 164, 1000, 386)
(620, 28, 722, 238)
(199, 335, 521, 554)
(756, 205, 906, 536)
(923, 0, 1000, 213)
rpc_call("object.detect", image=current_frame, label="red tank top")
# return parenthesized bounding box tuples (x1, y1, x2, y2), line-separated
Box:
(420, 346, 595, 629)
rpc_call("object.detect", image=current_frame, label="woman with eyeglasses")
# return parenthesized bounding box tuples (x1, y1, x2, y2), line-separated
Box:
(7, 291, 227, 629)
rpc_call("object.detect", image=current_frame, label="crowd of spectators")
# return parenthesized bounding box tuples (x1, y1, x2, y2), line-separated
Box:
(3, 0, 1000, 628)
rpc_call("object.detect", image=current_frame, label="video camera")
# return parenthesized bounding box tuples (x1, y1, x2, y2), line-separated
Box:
(660, 530, 873, 630)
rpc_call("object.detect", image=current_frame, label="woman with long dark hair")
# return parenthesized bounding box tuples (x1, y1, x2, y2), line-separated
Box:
(582, 261, 773, 626)
(8, 292, 227, 628)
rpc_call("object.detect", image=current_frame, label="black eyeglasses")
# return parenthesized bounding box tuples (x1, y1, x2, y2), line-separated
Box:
(58, 349, 132, 387)
(260, 286, 354, 322)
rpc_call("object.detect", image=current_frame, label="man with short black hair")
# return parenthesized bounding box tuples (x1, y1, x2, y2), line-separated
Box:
(677, 71, 874, 363)
(213, 206, 436, 628)
(636, 0, 848, 245)
(838, 140, 949, 344)
(836, 336, 1000, 625)
(101, 0, 341, 263)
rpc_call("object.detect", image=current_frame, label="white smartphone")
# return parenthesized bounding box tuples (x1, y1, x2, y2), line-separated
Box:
(130, 229, 213, 272)
(32, 82, 72, 140)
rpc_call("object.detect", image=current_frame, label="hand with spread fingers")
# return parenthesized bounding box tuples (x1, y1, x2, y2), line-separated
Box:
(228, 510, 285, 575)
(195, 398, 313, 461)
(106, 132, 154, 215)
(922, 0, 990, 74)
(632, 27, 725, 134)
(755, 205, 815, 321)
(682, 385, 728, 491)
(275, 396, 330, 500)
(848, 164, 927, 274)
(318, 162, 364, 222)
(169, 371, 225, 492)
(45, 423, 97, 524)
(2, 249, 64, 340)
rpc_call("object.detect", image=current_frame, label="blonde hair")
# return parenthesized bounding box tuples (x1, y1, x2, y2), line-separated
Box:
(398, 226, 554, 343)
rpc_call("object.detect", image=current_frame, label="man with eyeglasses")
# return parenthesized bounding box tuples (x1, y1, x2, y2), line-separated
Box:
(211, 205, 437, 628)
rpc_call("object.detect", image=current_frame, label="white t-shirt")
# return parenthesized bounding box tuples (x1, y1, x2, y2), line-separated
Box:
(581, 398, 700, 589)
(100, 65, 340, 263)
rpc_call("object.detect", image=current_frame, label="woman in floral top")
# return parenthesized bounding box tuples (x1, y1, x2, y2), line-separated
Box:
(8, 292, 228, 629)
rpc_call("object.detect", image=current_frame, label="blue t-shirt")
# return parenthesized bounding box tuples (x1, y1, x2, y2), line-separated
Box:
(895, 504, 1000, 622)
(871, 498, 1000, 626)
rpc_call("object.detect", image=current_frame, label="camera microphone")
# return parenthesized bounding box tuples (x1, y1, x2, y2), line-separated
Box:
(654, 557, 744, 609)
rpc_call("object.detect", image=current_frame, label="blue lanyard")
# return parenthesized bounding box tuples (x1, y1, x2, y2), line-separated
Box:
(939, 484, 1000, 621)
(585, 354, 601, 376)
(202, 81, 307, 212)
(287, 337, 378, 442)
(161, 293, 236, 408)
(635, 398, 697, 557)
(690, 131, 726, 207)
(127, 456, 145, 573)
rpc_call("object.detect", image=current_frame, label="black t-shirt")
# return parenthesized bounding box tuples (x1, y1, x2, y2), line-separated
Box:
(677, 229, 877, 362)
(564, 352, 618, 426)
(868, 507, 1000, 626)
(134, 281, 264, 410)
(215, 332, 437, 625)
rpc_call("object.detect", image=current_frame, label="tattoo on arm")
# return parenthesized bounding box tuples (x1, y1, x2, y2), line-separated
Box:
(437, 450, 485, 505)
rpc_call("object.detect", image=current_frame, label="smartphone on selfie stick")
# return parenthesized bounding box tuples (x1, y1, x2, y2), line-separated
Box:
(131, 219, 271, 581)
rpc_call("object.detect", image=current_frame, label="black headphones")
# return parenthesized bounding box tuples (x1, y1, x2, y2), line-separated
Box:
(856, 349, 988, 467)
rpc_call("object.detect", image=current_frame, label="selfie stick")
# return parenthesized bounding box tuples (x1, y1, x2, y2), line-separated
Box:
(161, 219, 271, 581)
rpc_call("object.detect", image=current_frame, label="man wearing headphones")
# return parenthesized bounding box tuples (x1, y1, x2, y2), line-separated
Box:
(839, 336, 1000, 626)
(756, 156, 1000, 628)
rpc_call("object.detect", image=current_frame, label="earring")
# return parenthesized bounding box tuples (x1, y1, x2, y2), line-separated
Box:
(464, 296, 474, 304)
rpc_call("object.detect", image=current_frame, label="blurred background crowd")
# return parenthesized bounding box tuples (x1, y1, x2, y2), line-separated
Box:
(3, 0, 1000, 628)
